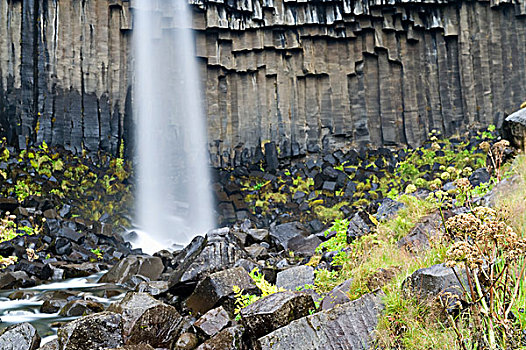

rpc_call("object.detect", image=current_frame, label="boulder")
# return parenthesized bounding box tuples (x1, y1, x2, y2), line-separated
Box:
(286, 235, 322, 257)
(240, 291, 314, 338)
(135, 280, 169, 296)
(59, 299, 105, 317)
(37, 339, 59, 350)
(57, 312, 123, 350)
(375, 198, 405, 221)
(259, 292, 384, 350)
(269, 222, 309, 251)
(0, 271, 34, 289)
(168, 229, 248, 292)
(99, 255, 164, 285)
(196, 326, 244, 350)
(320, 279, 352, 310)
(276, 265, 314, 291)
(107, 292, 185, 348)
(62, 263, 102, 279)
(402, 263, 467, 302)
(397, 212, 442, 252)
(469, 168, 490, 187)
(194, 306, 231, 338)
(346, 212, 375, 242)
(106, 345, 155, 350)
(0, 322, 41, 350)
(186, 267, 257, 315)
(41, 299, 68, 313)
(246, 229, 269, 242)
(173, 333, 199, 350)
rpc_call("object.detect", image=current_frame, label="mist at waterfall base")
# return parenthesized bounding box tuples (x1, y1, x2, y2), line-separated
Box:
(133, 0, 215, 254)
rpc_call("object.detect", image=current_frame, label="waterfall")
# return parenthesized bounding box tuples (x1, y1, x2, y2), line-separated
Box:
(133, 0, 215, 253)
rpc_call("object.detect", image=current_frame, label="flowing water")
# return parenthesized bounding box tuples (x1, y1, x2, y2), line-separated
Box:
(134, 0, 215, 252)
(0, 272, 126, 345)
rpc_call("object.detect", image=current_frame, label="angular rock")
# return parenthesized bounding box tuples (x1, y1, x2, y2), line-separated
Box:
(173, 333, 199, 350)
(374, 198, 405, 221)
(402, 263, 467, 302)
(0, 322, 41, 350)
(246, 229, 269, 243)
(41, 299, 68, 314)
(196, 326, 244, 350)
(276, 265, 314, 291)
(241, 291, 314, 338)
(286, 235, 322, 257)
(57, 312, 123, 350)
(347, 211, 375, 242)
(269, 222, 309, 251)
(168, 229, 248, 292)
(320, 279, 352, 310)
(259, 292, 384, 350)
(194, 306, 231, 338)
(245, 244, 268, 259)
(99, 255, 164, 285)
(0, 271, 33, 289)
(107, 345, 155, 350)
(38, 339, 59, 350)
(397, 212, 442, 252)
(107, 292, 185, 348)
(469, 167, 491, 187)
(135, 280, 169, 296)
(186, 266, 257, 315)
(59, 299, 105, 317)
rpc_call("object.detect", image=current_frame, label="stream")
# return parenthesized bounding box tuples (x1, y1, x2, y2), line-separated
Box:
(0, 272, 127, 345)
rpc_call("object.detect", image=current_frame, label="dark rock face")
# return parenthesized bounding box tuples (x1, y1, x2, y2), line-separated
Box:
(0, 0, 525, 160)
(402, 263, 467, 301)
(0, 322, 41, 350)
(107, 292, 185, 348)
(347, 211, 375, 242)
(240, 291, 315, 338)
(195, 326, 245, 350)
(258, 292, 385, 350)
(0, 271, 34, 289)
(99, 255, 164, 285)
(168, 229, 248, 292)
(186, 266, 257, 315)
(57, 312, 124, 350)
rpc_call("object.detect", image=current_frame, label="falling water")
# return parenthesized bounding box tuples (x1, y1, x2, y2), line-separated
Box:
(133, 0, 215, 252)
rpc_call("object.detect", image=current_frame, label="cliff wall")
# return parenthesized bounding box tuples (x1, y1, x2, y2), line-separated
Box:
(1, 0, 525, 165)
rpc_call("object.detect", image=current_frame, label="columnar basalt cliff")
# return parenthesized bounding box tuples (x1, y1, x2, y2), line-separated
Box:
(0, 0, 525, 165)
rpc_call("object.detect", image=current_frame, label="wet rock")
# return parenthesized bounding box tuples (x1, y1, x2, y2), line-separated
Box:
(269, 222, 309, 251)
(38, 339, 59, 350)
(0, 271, 33, 289)
(107, 292, 185, 348)
(107, 345, 155, 350)
(99, 255, 164, 284)
(186, 266, 257, 315)
(135, 280, 169, 296)
(397, 212, 442, 252)
(196, 326, 244, 350)
(320, 279, 352, 310)
(276, 265, 314, 291)
(374, 198, 405, 221)
(241, 291, 314, 338)
(402, 263, 467, 302)
(168, 229, 248, 292)
(41, 299, 68, 313)
(469, 167, 490, 187)
(346, 211, 375, 242)
(0, 322, 41, 350)
(62, 263, 102, 279)
(174, 332, 199, 350)
(8, 290, 36, 300)
(259, 292, 384, 350)
(194, 306, 231, 338)
(59, 299, 105, 317)
(57, 312, 123, 350)
(286, 235, 322, 257)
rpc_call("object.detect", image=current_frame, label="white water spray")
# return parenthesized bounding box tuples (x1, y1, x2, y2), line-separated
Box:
(133, 0, 215, 252)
